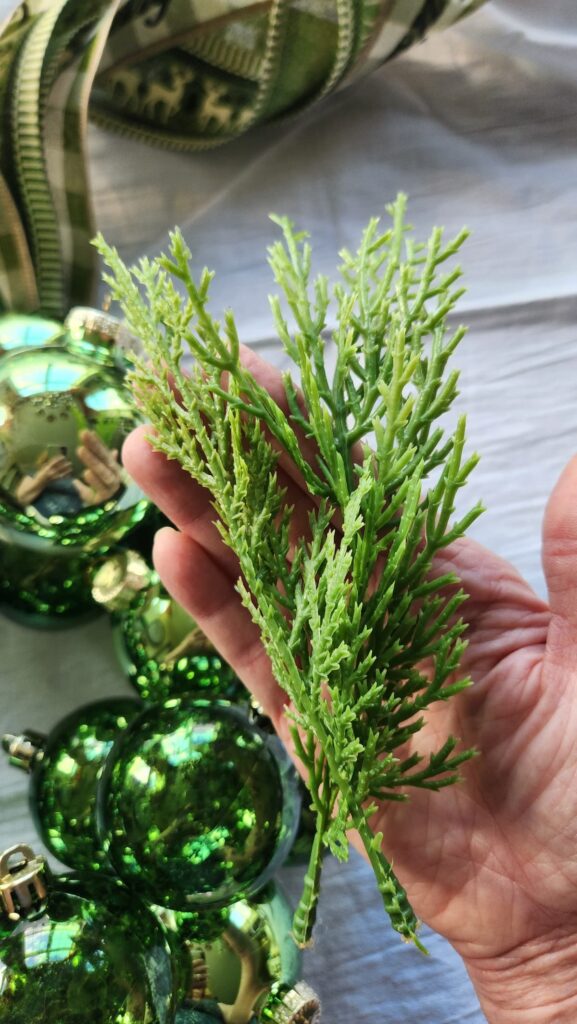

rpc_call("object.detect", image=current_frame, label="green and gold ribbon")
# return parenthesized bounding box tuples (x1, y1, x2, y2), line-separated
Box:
(0, 0, 487, 319)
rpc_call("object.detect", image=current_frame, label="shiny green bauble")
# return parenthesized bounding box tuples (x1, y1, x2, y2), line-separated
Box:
(4, 699, 140, 872)
(158, 882, 314, 1024)
(0, 308, 148, 625)
(116, 590, 245, 705)
(0, 314, 64, 355)
(92, 551, 246, 705)
(98, 699, 300, 910)
(0, 870, 175, 1024)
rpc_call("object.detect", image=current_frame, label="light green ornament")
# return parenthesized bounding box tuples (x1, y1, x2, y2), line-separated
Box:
(0, 314, 64, 355)
(158, 883, 320, 1024)
(0, 308, 149, 626)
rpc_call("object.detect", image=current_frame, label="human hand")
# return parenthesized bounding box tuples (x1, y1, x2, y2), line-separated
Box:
(14, 453, 73, 506)
(37, 453, 73, 485)
(74, 429, 122, 505)
(123, 347, 577, 1024)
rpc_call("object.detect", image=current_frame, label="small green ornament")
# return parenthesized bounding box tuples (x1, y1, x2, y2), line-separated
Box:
(98, 699, 300, 909)
(3, 699, 140, 872)
(157, 882, 320, 1024)
(0, 307, 148, 626)
(92, 551, 246, 705)
(0, 843, 175, 1024)
(0, 314, 64, 356)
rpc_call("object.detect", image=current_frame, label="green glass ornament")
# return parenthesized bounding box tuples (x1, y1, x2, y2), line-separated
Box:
(0, 314, 64, 356)
(0, 843, 175, 1024)
(284, 781, 317, 868)
(0, 307, 149, 626)
(246, 709, 316, 869)
(2, 699, 140, 872)
(119, 505, 170, 562)
(157, 882, 320, 1024)
(97, 699, 300, 910)
(92, 551, 246, 704)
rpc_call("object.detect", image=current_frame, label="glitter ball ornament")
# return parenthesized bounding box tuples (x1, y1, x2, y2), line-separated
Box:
(92, 551, 245, 704)
(0, 843, 175, 1024)
(158, 882, 320, 1024)
(0, 307, 148, 626)
(3, 699, 140, 872)
(97, 699, 300, 909)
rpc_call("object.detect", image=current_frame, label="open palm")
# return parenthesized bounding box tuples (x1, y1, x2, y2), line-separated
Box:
(123, 351, 577, 1021)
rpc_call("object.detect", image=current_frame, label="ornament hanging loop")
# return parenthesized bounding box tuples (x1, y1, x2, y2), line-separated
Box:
(2, 730, 45, 771)
(0, 843, 48, 922)
(277, 982, 321, 1023)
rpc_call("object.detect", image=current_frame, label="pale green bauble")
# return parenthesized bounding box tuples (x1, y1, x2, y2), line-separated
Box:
(159, 882, 317, 1024)
(0, 308, 148, 625)
(0, 314, 64, 355)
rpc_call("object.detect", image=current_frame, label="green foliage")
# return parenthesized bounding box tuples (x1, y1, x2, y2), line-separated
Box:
(95, 194, 483, 951)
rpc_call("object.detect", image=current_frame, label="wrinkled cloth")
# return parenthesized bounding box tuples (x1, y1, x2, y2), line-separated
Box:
(1, 1, 576, 1020)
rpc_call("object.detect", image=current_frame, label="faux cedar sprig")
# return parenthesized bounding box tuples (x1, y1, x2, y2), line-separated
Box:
(95, 194, 483, 951)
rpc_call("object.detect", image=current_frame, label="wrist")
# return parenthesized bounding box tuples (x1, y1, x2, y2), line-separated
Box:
(465, 928, 577, 1024)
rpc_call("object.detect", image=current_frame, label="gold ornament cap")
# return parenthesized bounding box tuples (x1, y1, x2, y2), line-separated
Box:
(64, 306, 141, 361)
(0, 843, 48, 922)
(91, 549, 152, 611)
(271, 982, 321, 1023)
(2, 730, 45, 772)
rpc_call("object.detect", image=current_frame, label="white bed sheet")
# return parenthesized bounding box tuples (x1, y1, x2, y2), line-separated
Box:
(2, 1, 577, 1019)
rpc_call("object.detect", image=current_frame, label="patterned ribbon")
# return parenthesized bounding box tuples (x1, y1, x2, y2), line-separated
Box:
(0, 0, 486, 320)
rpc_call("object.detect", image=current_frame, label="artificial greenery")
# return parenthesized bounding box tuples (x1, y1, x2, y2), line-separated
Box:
(96, 194, 483, 951)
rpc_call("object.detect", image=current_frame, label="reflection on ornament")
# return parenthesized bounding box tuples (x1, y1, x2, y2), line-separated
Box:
(158, 882, 306, 1024)
(64, 306, 142, 364)
(243, 711, 317, 869)
(98, 699, 300, 910)
(92, 551, 246, 704)
(0, 314, 63, 356)
(0, 843, 175, 1024)
(284, 781, 317, 867)
(3, 699, 140, 872)
(0, 309, 149, 625)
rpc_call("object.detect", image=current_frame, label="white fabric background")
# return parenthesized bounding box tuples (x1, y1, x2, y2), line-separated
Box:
(1, 1, 577, 1020)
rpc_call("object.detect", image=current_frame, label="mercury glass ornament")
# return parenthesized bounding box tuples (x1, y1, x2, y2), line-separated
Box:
(158, 883, 320, 1024)
(0, 843, 175, 1024)
(0, 307, 148, 626)
(97, 699, 300, 910)
(0, 314, 64, 355)
(2, 699, 140, 871)
(92, 551, 246, 704)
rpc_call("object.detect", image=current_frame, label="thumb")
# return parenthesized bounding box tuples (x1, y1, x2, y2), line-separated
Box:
(542, 454, 577, 624)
